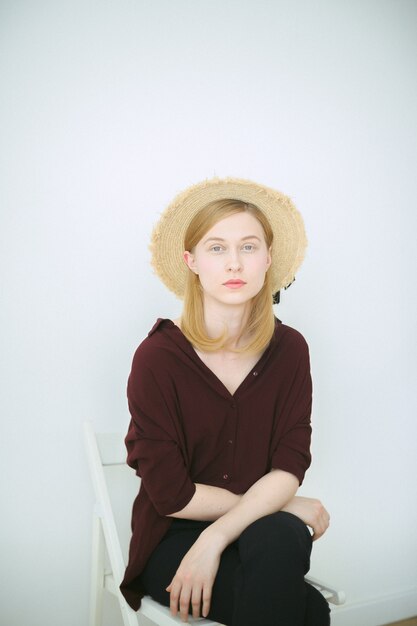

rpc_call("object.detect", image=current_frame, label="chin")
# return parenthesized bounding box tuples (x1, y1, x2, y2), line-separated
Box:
(220, 292, 258, 306)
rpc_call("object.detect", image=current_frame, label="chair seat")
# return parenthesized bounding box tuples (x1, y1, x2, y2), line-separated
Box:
(105, 570, 221, 625)
(305, 574, 346, 605)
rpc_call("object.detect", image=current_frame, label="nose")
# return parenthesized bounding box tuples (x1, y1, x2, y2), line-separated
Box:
(226, 249, 242, 272)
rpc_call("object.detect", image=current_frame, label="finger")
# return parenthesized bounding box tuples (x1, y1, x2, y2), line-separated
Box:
(312, 526, 323, 541)
(312, 519, 328, 541)
(179, 586, 192, 622)
(169, 581, 182, 617)
(202, 584, 213, 618)
(321, 515, 330, 533)
(191, 584, 203, 619)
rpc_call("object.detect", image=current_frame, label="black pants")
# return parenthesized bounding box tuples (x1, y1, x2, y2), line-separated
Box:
(141, 511, 330, 626)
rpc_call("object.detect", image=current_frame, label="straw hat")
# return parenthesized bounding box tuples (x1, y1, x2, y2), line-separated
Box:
(150, 177, 307, 299)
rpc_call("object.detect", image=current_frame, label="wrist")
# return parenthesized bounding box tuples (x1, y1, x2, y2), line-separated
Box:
(200, 523, 230, 553)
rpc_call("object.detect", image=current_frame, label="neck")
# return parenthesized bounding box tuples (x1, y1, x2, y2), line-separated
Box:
(202, 298, 252, 351)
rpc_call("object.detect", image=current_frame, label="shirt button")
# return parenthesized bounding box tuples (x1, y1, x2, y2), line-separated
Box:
(231, 403, 236, 409)
(223, 473, 229, 480)
(253, 371, 258, 376)
(228, 439, 233, 445)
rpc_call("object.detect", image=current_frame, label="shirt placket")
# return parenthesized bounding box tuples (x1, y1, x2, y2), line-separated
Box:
(221, 398, 238, 485)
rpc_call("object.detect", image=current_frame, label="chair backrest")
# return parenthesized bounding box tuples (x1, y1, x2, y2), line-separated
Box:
(84, 421, 139, 583)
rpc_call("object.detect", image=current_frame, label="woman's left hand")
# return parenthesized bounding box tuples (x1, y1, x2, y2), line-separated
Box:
(166, 530, 223, 622)
(281, 496, 330, 540)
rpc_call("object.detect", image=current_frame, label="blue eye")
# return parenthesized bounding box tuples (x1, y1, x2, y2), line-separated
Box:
(242, 243, 256, 252)
(210, 245, 224, 253)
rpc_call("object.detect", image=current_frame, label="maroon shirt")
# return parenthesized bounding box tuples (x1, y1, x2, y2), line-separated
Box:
(120, 317, 312, 610)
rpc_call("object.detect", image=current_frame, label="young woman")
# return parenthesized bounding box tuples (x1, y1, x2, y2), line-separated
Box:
(120, 178, 331, 625)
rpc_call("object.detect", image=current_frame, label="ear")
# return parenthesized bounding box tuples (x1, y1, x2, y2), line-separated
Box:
(266, 246, 272, 271)
(183, 251, 198, 274)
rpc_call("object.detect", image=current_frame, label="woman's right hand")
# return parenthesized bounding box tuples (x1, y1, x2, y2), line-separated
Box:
(281, 496, 330, 540)
(166, 528, 225, 622)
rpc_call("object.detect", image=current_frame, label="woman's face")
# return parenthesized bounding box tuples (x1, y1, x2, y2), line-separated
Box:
(184, 211, 272, 307)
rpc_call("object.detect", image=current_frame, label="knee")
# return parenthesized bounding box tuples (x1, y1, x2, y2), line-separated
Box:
(239, 511, 312, 566)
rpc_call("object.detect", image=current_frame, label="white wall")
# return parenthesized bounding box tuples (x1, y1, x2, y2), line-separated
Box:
(1, 1, 416, 625)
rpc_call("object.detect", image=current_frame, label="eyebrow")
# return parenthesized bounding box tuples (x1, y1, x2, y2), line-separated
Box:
(203, 235, 262, 244)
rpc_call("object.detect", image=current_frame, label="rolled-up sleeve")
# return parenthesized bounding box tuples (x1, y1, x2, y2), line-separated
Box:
(269, 336, 312, 485)
(125, 354, 196, 516)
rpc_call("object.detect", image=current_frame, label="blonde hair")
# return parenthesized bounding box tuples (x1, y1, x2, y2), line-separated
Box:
(180, 199, 275, 354)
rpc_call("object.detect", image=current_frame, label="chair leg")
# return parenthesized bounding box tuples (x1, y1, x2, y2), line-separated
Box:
(89, 510, 105, 626)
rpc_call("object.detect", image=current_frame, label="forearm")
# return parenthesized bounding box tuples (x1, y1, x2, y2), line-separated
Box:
(168, 469, 297, 529)
(202, 469, 299, 549)
(167, 483, 242, 521)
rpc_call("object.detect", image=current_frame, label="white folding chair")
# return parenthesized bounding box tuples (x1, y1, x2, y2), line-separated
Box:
(83, 421, 345, 626)
(83, 421, 221, 626)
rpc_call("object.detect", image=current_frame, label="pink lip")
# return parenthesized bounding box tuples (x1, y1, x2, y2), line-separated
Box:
(223, 280, 247, 289)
